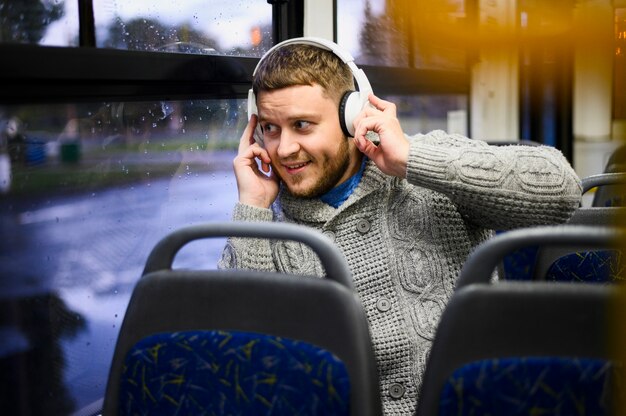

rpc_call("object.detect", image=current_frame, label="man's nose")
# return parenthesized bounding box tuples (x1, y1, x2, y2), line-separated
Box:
(276, 130, 300, 158)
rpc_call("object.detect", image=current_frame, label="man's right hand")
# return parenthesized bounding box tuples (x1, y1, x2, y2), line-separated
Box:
(233, 115, 280, 208)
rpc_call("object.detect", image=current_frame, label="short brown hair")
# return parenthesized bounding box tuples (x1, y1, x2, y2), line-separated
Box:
(252, 43, 355, 107)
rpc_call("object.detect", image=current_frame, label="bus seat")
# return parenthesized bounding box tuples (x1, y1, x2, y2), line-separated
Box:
(416, 226, 625, 416)
(533, 205, 625, 283)
(498, 236, 538, 281)
(500, 176, 626, 282)
(102, 222, 382, 416)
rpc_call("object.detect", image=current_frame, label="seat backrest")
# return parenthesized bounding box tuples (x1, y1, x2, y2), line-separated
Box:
(457, 226, 624, 287)
(416, 226, 624, 416)
(498, 233, 538, 281)
(103, 222, 382, 416)
(499, 174, 626, 282)
(532, 206, 625, 282)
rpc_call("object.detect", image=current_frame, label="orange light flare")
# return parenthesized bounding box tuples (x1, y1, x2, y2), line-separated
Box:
(386, 0, 617, 52)
(251, 26, 262, 47)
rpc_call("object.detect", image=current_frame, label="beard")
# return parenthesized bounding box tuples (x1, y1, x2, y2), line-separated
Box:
(277, 137, 352, 199)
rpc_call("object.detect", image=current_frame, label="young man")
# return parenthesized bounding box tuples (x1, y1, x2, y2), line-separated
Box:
(219, 40, 582, 414)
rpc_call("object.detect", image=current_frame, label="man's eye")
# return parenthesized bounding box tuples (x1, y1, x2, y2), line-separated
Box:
(262, 124, 278, 134)
(294, 120, 311, 130)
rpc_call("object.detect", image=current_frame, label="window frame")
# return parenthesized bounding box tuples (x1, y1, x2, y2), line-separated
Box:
(0, 0, 472, 105)
(0, 43, 257, 104)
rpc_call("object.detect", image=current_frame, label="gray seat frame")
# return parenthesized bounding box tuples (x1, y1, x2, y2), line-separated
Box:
(583, 172, 626, 207)
(103, 221, 382, 416)
(532, 203, 625, 280)
(416, 226, 622, 416)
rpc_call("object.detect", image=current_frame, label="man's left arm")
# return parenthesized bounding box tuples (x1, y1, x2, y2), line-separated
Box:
(403, 131, 582, 229)
(353, 94, 582, 230)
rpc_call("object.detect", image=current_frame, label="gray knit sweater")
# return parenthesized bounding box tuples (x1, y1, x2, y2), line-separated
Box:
(218, 130, 582, 415)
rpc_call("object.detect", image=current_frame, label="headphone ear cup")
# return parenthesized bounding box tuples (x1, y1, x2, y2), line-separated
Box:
(339, 91, 361, 137)
(247, 88, 257, 120)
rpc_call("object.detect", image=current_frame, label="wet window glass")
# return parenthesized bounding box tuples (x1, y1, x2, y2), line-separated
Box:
(337, 0, 468, 70)
(0, 98, 242, 413)
(93, 0, 273, 56)
(0, 0, 78, 46)
(0, 1, 272, 56)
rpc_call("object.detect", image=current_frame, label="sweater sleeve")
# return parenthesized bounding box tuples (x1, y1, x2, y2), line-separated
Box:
(217, 203, 279, 271)
(404, 130, 582, 230)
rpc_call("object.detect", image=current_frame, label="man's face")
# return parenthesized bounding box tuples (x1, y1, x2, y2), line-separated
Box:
(257, 84, 362, 198)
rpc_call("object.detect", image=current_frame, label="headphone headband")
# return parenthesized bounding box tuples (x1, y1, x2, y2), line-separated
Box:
(248, 37, 373, 138)
(252, 37, 357, 76)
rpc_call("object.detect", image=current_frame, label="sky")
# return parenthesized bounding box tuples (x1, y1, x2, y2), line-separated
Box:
(40, 0, 386, 56)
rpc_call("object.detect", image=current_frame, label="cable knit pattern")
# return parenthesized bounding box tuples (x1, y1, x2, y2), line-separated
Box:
(218, 131, 582, 415)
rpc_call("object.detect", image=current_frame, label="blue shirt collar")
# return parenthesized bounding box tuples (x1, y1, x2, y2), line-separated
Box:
(320, 157, 367, 208)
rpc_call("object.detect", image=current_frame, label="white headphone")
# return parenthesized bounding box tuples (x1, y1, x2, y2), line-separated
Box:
(247, 36, 373, 138)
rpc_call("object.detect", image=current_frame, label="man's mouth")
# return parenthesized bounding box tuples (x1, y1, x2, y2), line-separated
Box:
(283, 161, 310, 174)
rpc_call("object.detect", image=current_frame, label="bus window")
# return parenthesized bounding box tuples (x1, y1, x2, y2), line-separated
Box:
(93, 0, 273, 56)
(0, 1, 273, 56)
(386, 94, 469, 136)
(0, 98, 243, 413)
(337, 0, 468, 71)
(337, 1, 470, 137)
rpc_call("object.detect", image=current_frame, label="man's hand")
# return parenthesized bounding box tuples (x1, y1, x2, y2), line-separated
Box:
(353, 94, 409, 179)
(233, 115, 280, 208)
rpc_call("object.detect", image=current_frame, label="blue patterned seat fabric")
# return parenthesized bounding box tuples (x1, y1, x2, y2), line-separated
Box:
(545, 250, 623, 283)
(501, 245, 539, 281)
(500, 245, 624, 284)
(119, 330, 351, 415)
(439, 357, 615, 416)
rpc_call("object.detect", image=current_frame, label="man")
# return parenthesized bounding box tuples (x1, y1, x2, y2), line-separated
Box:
(219, 39, 581, 414)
